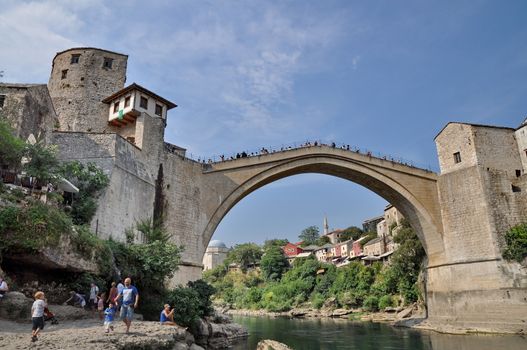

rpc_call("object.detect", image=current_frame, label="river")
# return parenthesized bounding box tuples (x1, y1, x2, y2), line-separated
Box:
(230, 315, 527, 350)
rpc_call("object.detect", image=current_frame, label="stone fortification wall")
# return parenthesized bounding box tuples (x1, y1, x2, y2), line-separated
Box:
(437, 166, 500, 262)
(435, 123, 520, 175)
(471, 125, 521, 173)
(48, 48, 127, 133)
(435, 123, 478, 174)
(432, 122, 527, 332)
(0, 84, 57, 143)
(162, 152, 211, 285)
(53, 132, 156, 241)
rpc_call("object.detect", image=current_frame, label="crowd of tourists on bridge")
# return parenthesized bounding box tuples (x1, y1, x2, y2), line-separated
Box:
(194, 140, 427, 170)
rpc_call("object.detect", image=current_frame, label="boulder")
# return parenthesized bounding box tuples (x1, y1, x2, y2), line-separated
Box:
(3, 237, 100, 275)
(193, 318, 248, 349)
(332, 308, 352, 317)
(290, 309, 307, 317)
(0, 291, 33, 320)
(396, 306, 414, 319)
(45, 304, 92, 321)
(257, 339, 293, 350)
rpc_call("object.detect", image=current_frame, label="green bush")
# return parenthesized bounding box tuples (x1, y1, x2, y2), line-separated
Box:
(362, 295, 379, 312)
(0, 200, 72, 252)
(378, 294, 394, 310)
(166, 287, 201, 327)
(503, 223, 527, 263)
(58, 161, 109, 225)
(188, 279, 216, 317)
(311, 293, 325, 309)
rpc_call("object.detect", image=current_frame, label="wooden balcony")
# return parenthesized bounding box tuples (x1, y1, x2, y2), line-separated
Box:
(108, 109, 140, 127)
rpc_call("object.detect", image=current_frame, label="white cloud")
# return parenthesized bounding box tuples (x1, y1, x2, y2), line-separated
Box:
(0, 0, 110, 82)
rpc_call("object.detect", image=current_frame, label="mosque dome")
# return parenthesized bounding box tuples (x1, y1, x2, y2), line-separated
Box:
(208, 240, 227, 248)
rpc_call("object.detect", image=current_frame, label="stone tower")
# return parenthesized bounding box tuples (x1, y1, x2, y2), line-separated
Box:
(48, 47, 128, 132)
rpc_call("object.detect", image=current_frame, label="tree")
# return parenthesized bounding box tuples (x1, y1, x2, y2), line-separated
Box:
(316, 235, 330, 246)
(299, 225, 320, 245)
(0, 119, 25, 170)
(260, 246, 289, 281)
(59, 161, 109, 225)
(263, 238, 289, 251)
(340, 226, 363, 242)
(502, 223, 527, 263)
(389, 220, 425, 303)
(23, 141, 60, 191)
(225, 243, 262, 271)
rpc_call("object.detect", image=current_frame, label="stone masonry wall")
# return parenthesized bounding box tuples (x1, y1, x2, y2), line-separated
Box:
(0, 84, 58, 144)
(52, 131, 156, 241)
(437, 166, 499, 262)
(472, 126, 522, 174)
(162, 152, 210, 285)
(435, 123, 478, 174)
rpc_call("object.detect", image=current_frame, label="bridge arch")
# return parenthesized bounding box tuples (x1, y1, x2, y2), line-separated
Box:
(202, 151, 445, 265)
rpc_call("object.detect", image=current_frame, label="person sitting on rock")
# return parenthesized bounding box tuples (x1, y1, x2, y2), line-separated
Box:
(0, 275, 8, 299)
(64, 291, 86, 308)
(160, 304, 187, 329)
(160, 304, 176, 325)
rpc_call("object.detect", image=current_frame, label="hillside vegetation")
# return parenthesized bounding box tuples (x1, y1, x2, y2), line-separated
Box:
(204, 221, 426, 313)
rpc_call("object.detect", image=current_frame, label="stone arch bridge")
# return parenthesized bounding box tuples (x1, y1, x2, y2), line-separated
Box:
(198, 145, 445, 266)
(165, 141, 526, 332)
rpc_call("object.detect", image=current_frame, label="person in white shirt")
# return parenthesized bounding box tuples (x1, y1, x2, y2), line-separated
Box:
(0, 276, 8, 299)
(31, 291, 47, 342)
(89, 282, 99, 313)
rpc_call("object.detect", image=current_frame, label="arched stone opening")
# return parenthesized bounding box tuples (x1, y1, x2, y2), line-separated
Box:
(202, 155, 445, 266)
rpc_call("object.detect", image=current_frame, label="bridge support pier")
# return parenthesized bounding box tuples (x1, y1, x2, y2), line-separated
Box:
(427, 259, 527, 333)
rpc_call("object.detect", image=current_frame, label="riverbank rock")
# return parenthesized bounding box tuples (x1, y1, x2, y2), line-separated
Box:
(193, 317, 248, 349)
(256, 339, 293, 350)
(396, 306, 414, 319)
(0, 292, 33, 320)
(331, 309, 353, 317)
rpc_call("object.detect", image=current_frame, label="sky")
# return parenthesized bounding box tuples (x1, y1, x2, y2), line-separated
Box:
(1, 0, 527, 247)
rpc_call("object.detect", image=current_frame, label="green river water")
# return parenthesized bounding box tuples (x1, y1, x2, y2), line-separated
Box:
(230, 315, 527, 350)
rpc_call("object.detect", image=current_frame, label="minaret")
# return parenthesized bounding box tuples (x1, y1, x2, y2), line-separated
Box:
(323, 216, 329, 236)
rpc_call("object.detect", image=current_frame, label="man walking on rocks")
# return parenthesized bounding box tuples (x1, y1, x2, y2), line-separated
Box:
(117, 277, 139, 333)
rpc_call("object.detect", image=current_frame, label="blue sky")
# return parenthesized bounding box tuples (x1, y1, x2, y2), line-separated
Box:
(1, 0, 526, 247)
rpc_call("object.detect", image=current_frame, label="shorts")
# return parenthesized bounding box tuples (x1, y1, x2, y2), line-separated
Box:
(32, 316, 44, 331)
(104, 321, 113, 330)
(120, 304, 134, 320)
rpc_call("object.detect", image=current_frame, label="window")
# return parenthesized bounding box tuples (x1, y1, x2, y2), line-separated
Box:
(453, 152, 461, 164)
(70, 54, 80, 64)
(61, 69, 68, 79)
(155, 104, 163, 116)
(0, 94, 5, 108)
(113, 102, 119, 113)
(140, 96, 148, 109)
(124, 96, 131, 108)
(516, 170, 522, 177)
(103, 57, 113, 69)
